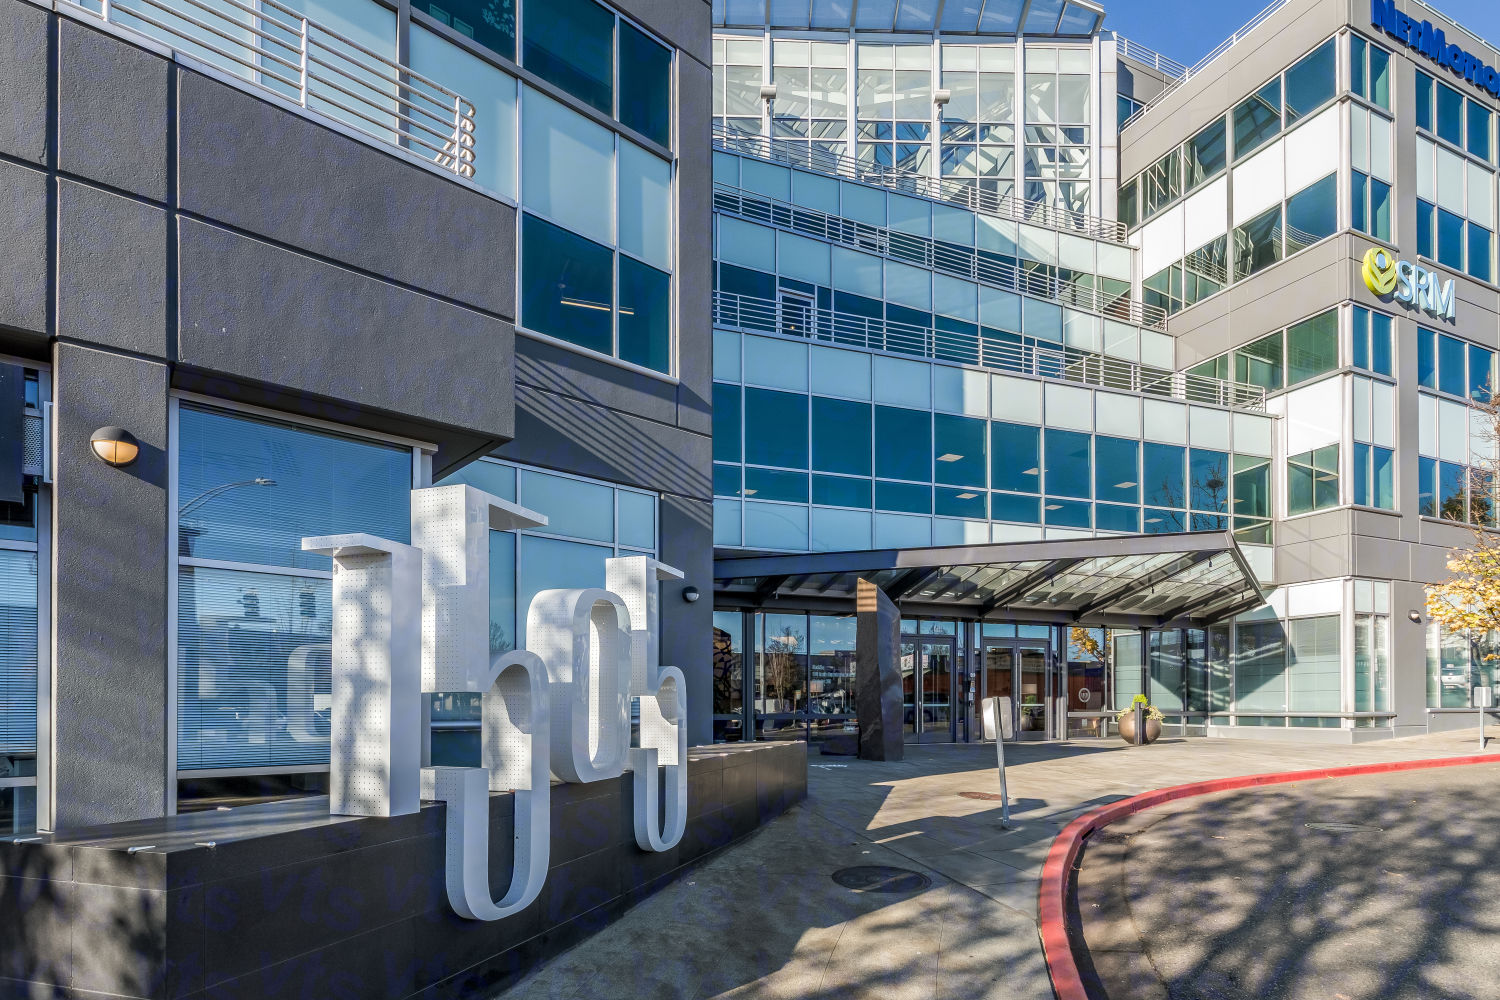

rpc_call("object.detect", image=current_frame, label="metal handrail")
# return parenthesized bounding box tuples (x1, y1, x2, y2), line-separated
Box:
(1121, 0, 1292, 132)
(713, 124, 1131, 245)
(715, 183, 1167, 330)
(712, 290, 1268, 412)
(71, 0, 477, 178)
(1113, 36, 1189, 80)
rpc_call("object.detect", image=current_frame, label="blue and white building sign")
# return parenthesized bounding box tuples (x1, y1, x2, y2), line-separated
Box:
(1372, 0, 1500, 96)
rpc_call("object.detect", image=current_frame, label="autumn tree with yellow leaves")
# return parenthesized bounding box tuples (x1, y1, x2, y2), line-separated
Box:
(1427, 390, 1500, 646)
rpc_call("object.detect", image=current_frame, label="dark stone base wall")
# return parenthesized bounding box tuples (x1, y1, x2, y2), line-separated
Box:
(0, 742, 806, 1000)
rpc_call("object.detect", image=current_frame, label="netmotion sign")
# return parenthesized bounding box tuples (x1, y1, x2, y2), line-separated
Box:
(1362, 247, 1457, 322)
(1371, 0, 1500, 97)
(303, 483, 687, 922)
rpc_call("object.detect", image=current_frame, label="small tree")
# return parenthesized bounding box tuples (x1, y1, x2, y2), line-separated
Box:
(1427, 389, 1500, 649)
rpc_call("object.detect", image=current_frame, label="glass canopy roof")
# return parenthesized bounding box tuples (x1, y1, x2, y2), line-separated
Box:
(712, 0, 1106, 35)
(714, 531, 1263, 628)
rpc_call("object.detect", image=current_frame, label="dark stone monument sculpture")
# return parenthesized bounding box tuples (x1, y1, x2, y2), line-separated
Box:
(855, 577, 904, 761)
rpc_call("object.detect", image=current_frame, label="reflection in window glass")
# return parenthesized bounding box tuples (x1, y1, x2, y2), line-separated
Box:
(619, 21, 671, 146)
(618, 255, 671, 373)
(745, 468, 808, 503)
(992, 422, 1040, 493)
(1143, 443, 1184, 508)
(713, 611, 744, 741)
(1468, 225, 1492, 283)
(1471, 344, 1495, 402)
(1233, 78, 1280, 160)
(1184, 117, 1227, 190)
(1285, 310, 1337, 386)
(409, 25, 517, 198)
(809, 616, 857, 733)
(934, 413, 986, 486)
(1437, 208, 1464, 271)
(1235, 621, 1286, 726)
(0, 550, 37, 757)
(875, 406, 931, 481)
(1233, 455, 1271, 519)
(520, 214, 613, 356)
(1235, 331, 1284, 391)
(519, 469, 614, 542)
(992, 491, 1039, 523)
(813, 474, 871, 508)
(1417, 198, 1435, 259)
(518, 535, 611, 645)
(1044, 429, 1090, 499)
(875, 480, 929, 513)
(1189, 450, 1229, 512)
(1438, 334, 1466, 397)
(1094, 436, 1139, 504)
(1233, 205, 1283, 280)
(1468, 101, 1492, 161)
(1284, 174, 1337, 254)
(1283, 38, 1335, 123)
(1287, 445, 1339, 514)
(523, 0, 613, 113)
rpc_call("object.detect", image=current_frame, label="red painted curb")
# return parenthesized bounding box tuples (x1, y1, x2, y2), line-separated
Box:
(1038, 753, 1500, 1000)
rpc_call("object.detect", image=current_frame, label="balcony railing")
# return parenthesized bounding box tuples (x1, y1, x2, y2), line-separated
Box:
(712, 291, 1267, 412)
(1121, 0, 1290, 131)
(67, 0, 477, 178)
(713, 124, 1130, 245)
(1113, 36, 1189, 80)
(715, 184, 1167, 331)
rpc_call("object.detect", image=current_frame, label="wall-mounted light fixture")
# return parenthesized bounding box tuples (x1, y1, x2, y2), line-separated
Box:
(682, 586, 701, 603)
(1408, 610, 1423, 624)
(90, 426, 140, 467)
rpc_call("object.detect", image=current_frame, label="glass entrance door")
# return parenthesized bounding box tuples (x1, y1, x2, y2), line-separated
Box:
(978, 640, 1053, 740)
(899, 635, 956, 742)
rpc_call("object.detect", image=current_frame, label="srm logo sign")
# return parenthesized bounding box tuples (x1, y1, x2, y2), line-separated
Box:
(1361, 248, 1456, 321)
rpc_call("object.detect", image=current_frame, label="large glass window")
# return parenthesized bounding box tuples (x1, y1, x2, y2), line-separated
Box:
(409, 25, 517, 198)
(0, 551, 38, 761)
(713, 611, 745, 741)
(1351, 307, 1393, 377)
(1183, 118, 1227, 190)
(619, 21, 672, 146)
(520, 213, 614, 356)
(1095, 437, 1139, 504)
(812, 397, 873, 476)
(1233, 79, 1281, 160)
(1287, 615, 1340, 725)
(1143, 443, 1185, 510)
(992, 422, 1040, 493)
(1235, 620, 1286, 726)
(175, 405, 413, 772)
(934, 413, 986, 486)
(618, 255, 671, 371)
(875, 406, 932, 481)
(1284, 310, 1337, 386)
(522, 0, 613, 113)
(745, 388, 809, 468)
(1233, 205, 1283, 280)
(1349, 34, 1391, 110)
(1044, 429, 1090, 499)
(1284, 174, 1337, 255)
(414, 0, 514, 61)
(1282, 38, 1335, 123)
(1287, 445, 1338, 514)
(1234, 331, 1283, 391)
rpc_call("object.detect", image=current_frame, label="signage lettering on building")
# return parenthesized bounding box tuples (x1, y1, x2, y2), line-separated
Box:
(304, 483, 688, 922)
(1362, 247, 1457, 321)
(1371, 0, 1500, 97)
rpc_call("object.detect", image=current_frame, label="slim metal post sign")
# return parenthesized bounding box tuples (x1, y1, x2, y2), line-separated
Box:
(304, 483, 688, 922)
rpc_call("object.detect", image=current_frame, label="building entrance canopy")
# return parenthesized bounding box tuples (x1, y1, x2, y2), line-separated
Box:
(714, 531, 1264, 628)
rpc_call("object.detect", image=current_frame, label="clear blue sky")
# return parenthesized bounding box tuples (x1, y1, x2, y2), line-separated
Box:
(1102, 0, 1500, 67)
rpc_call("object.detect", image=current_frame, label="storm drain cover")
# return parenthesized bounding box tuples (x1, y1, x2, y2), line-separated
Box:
(831, 866, 932, 893)
(1305, 822, 1383, 834)
(960, 791, 1005, 801)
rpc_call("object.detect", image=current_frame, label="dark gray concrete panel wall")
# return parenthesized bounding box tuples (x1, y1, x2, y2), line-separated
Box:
(1, 743, 807, 1000)
(177, 218, 515, 441)
(0, 160, 48, 342)
(56, 17, 170, 203)
(56, 180, 169, 357)
(674, 55, 714, 439)
(176, 72, 516, 320)
(0, 0, 49, 166)
(50, 343, 169, 830)
(658, 495, 713, 747)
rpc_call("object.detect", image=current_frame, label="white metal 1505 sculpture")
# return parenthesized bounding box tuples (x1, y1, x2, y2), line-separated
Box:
(303, 483, 688, 922)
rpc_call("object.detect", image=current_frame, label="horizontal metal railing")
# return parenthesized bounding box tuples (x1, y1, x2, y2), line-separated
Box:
(713, 124, 1130, 245)
(712, 290, 1268, 412)
(1113, 36, 1189, 80)
(1121, 0, 1291, 132)
(68, 0, 476, 178)
(716, 184, 1167, 331)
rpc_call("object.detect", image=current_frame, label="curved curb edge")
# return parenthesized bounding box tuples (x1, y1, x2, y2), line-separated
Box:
(1038, 753, 1500, 1000)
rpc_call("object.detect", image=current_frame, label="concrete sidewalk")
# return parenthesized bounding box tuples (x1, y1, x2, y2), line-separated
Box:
(493, 732, 1500, 1000)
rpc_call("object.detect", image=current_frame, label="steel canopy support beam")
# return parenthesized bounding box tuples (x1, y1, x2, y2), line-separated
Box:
(883, 567, 944, 602)
(753, 574, 790, 603)
(1072, 550, 1217, 621)
(978, 557, 1084, 618)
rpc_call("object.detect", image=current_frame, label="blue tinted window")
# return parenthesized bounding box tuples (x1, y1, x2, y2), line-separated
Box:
(1468, 225, 1492, 283)
(1143, 443, 1185, 508)
(992, 491, 1039, 523)
(1351, 307, 1369, 371)
(714, 463, 741, 497)
(1044, 429, 1091, 499)
(1096, 503, 1140, 533)
(1472, 344, 1495, 402)
(812, 397, 873, 476)
(1044, 498, 1091, 528)
(1436, 81, 1463, 145)
(1094, 437, 1139, 504)
(876, 480, 931, 513)
(1284, 38, 1335, 123)
(1415, 71, 1433, 132)
(1285, 174, 1337, 251)
(935, 487, 986, 518)
(414, 0, 514, 60)
(813, 475, 872, 508)
(1439, 461, 1467, 521)
(618, 256, 671, 373)
(934, 413, 987, 486)
(1438, 335, 1466, 397)
(523, 0, 613, 113)
(1350, 171, 1367, 235)
(1469, 101, 1492, 160)
(1418, 328, 1436, 388)
(1144, 508, 1187, 533)
(875, 407, 932, 481)
(745, 468, 808, 503)
(1369, 178, 1391, 241)
(619, 21, 671, 146)
(1191, 513, 1228, 531)
(177, 406, 410, 570)
(1370, 312, 1393, 376)
(713, 383, 741, 463)
(1417, 200, 1435, 259)
(745, 388, 808, 468)
(1418, 456, 1437, 516)
(521, 214, 613, 355)
(1189, 450, 1229, 512)
(1233, 78, 1280, 160)
(991, 422, 1040, 493)
(1353, 442, 1371, 507)
(1370, 447, 1392, 510)
(1437, 208, 1464, 270)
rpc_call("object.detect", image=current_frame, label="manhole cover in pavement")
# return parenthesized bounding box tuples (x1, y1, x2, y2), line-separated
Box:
(960, 791, 1005, 801)
(1305, 822, 1382, 834)
(831, 866, 932, 893)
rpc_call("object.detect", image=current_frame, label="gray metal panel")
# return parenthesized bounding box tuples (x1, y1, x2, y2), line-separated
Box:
(612, 0, 712, 69)
(0, 159, 48, 339)
(658, 494, 713, 747)
(51, 343, 169, 829)
(176, 216, 516, 442)
(56, 18, 169, 203)
(176, 70, 516, 319)
(0, 0, 49, 166)
(515, 337, 677, 427)
(56, 179, 169, 357)
(674, 55, 715, 438)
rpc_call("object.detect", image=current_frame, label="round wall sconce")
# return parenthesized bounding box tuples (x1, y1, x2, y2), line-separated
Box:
(682, 586, 701, 603)
(1408, 610, 1423, 624)
(90, 426, 140, 467)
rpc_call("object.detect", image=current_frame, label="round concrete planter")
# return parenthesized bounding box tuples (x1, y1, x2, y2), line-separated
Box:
(1117, 713, 1162, 745)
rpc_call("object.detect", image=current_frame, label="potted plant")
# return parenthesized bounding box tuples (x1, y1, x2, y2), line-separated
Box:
(1115, 694, 1164, 745)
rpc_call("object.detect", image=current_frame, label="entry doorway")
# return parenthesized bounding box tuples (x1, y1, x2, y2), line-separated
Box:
(900, 634, 956, 742)
(977, 639, 1053, 740)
